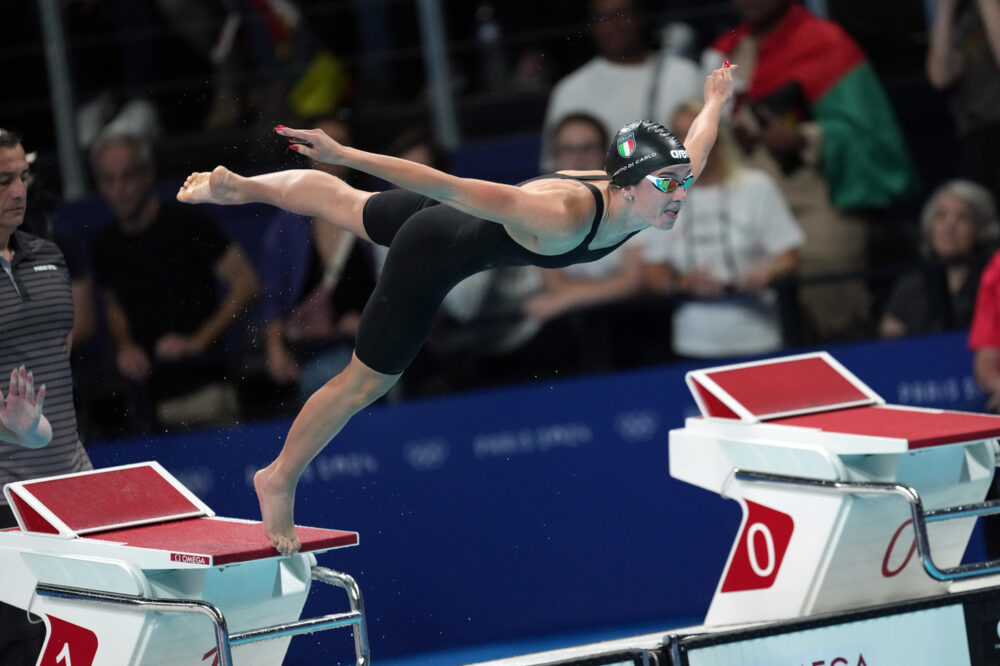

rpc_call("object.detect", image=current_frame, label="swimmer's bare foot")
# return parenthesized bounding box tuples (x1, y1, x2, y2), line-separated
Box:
(176, 165, 246, 206)
(254, 466, 301, 556)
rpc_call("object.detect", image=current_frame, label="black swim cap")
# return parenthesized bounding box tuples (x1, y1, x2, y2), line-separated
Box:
(605, 120, 690, 187)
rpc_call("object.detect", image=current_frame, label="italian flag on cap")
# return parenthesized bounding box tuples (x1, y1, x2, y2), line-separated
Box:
(617, 134, 635, 158)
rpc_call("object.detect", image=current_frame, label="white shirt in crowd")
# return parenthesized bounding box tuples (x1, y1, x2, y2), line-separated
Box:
(643, 168, 805, 358)
(541, 54, 703, 169)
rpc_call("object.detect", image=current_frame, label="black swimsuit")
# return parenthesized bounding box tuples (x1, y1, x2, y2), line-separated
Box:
(355, 174, 639, 374)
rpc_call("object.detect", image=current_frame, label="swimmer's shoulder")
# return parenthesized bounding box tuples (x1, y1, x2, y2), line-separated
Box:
(516, 172, 608, 234)
(519, 170, 610, 192)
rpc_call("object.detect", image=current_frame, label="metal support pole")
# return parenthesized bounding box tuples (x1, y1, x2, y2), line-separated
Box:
(415, 0, 460, 150)
(36, 0, 88, 199)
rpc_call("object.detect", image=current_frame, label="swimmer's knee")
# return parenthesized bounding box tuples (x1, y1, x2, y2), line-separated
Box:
(338, 354, 400, 406)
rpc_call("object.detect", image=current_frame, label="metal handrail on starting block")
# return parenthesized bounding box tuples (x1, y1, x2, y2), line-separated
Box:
(733, 468, 1000, 582)
(35, 565, 370, 666)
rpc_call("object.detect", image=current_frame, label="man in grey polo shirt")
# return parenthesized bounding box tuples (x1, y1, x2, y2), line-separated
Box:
(0, 127, 90, 665)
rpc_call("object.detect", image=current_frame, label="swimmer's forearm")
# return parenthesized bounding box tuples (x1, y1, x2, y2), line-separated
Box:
(339, 146, 459, 201)
(685, 63, 734, 180)
(684, 98, 724, 180)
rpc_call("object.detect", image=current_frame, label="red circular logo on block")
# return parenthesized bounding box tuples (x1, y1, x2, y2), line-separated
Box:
(721, 500, 795, 592)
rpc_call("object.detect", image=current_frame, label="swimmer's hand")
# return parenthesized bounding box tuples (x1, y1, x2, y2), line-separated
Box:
(704, 61, 737, 106)
(0, 366, 51, 449)
(274, 125, 347, 165)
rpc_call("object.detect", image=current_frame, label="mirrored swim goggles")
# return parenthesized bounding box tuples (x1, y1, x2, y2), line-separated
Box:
(644, 173, 693, 194)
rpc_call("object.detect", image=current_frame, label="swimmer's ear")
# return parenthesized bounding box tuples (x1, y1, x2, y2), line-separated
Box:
(621, 185, 636, 202)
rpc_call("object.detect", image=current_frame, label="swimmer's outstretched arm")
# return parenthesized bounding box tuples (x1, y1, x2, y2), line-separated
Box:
(275, 127, 593, 240)
(0, 365, 51, 449)
(677, 63, 736, 183)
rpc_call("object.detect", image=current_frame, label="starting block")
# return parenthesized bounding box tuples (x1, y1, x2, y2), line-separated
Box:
(0, 461, 369, 666)
(471, 352, 1000, 665)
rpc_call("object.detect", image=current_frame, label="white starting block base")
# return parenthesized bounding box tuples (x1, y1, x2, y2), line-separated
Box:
(0, 462, 369, 666)
(473, 353, 1000, 666)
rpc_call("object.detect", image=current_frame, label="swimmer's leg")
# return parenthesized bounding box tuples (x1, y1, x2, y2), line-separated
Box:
(178, 166, 375, 241)
(254, 352, 399, 555)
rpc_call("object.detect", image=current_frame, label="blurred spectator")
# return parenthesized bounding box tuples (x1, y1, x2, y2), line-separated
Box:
(524, 112, 647, 325)
(881, 180, 998, 338)
(18, 151, 97, 348)
(705, 0, 918, 342)
(157, 0, 346, 129)
(260, 214, 374, 404)
(260, 112, 375, 404)
(65, 0, 161, 147)
(967, 188, 1000, 560)
(970, 256, 1000, 412)
(0, 127, 92, 666)
(548, 112, 609, 172)
(642, 99, 803, 359)
(156, 0, 242, 129)
(243, 0, 352, 122)
(927, 0, 1000, 208)
(347, 0, 396, 102)
(540, 0, 702, 170)
(18, 149, 101, 434)
(1, 7, 56, 152)
(88, 132, 259, 431)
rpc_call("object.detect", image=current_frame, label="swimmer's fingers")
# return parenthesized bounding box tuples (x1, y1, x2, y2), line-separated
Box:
(275, 125, 343, 164)
(273, 125, 306, 140)
(274, 125, 317, 149)
(287, 142, 318, 159)
(705, 62, 737, 103)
